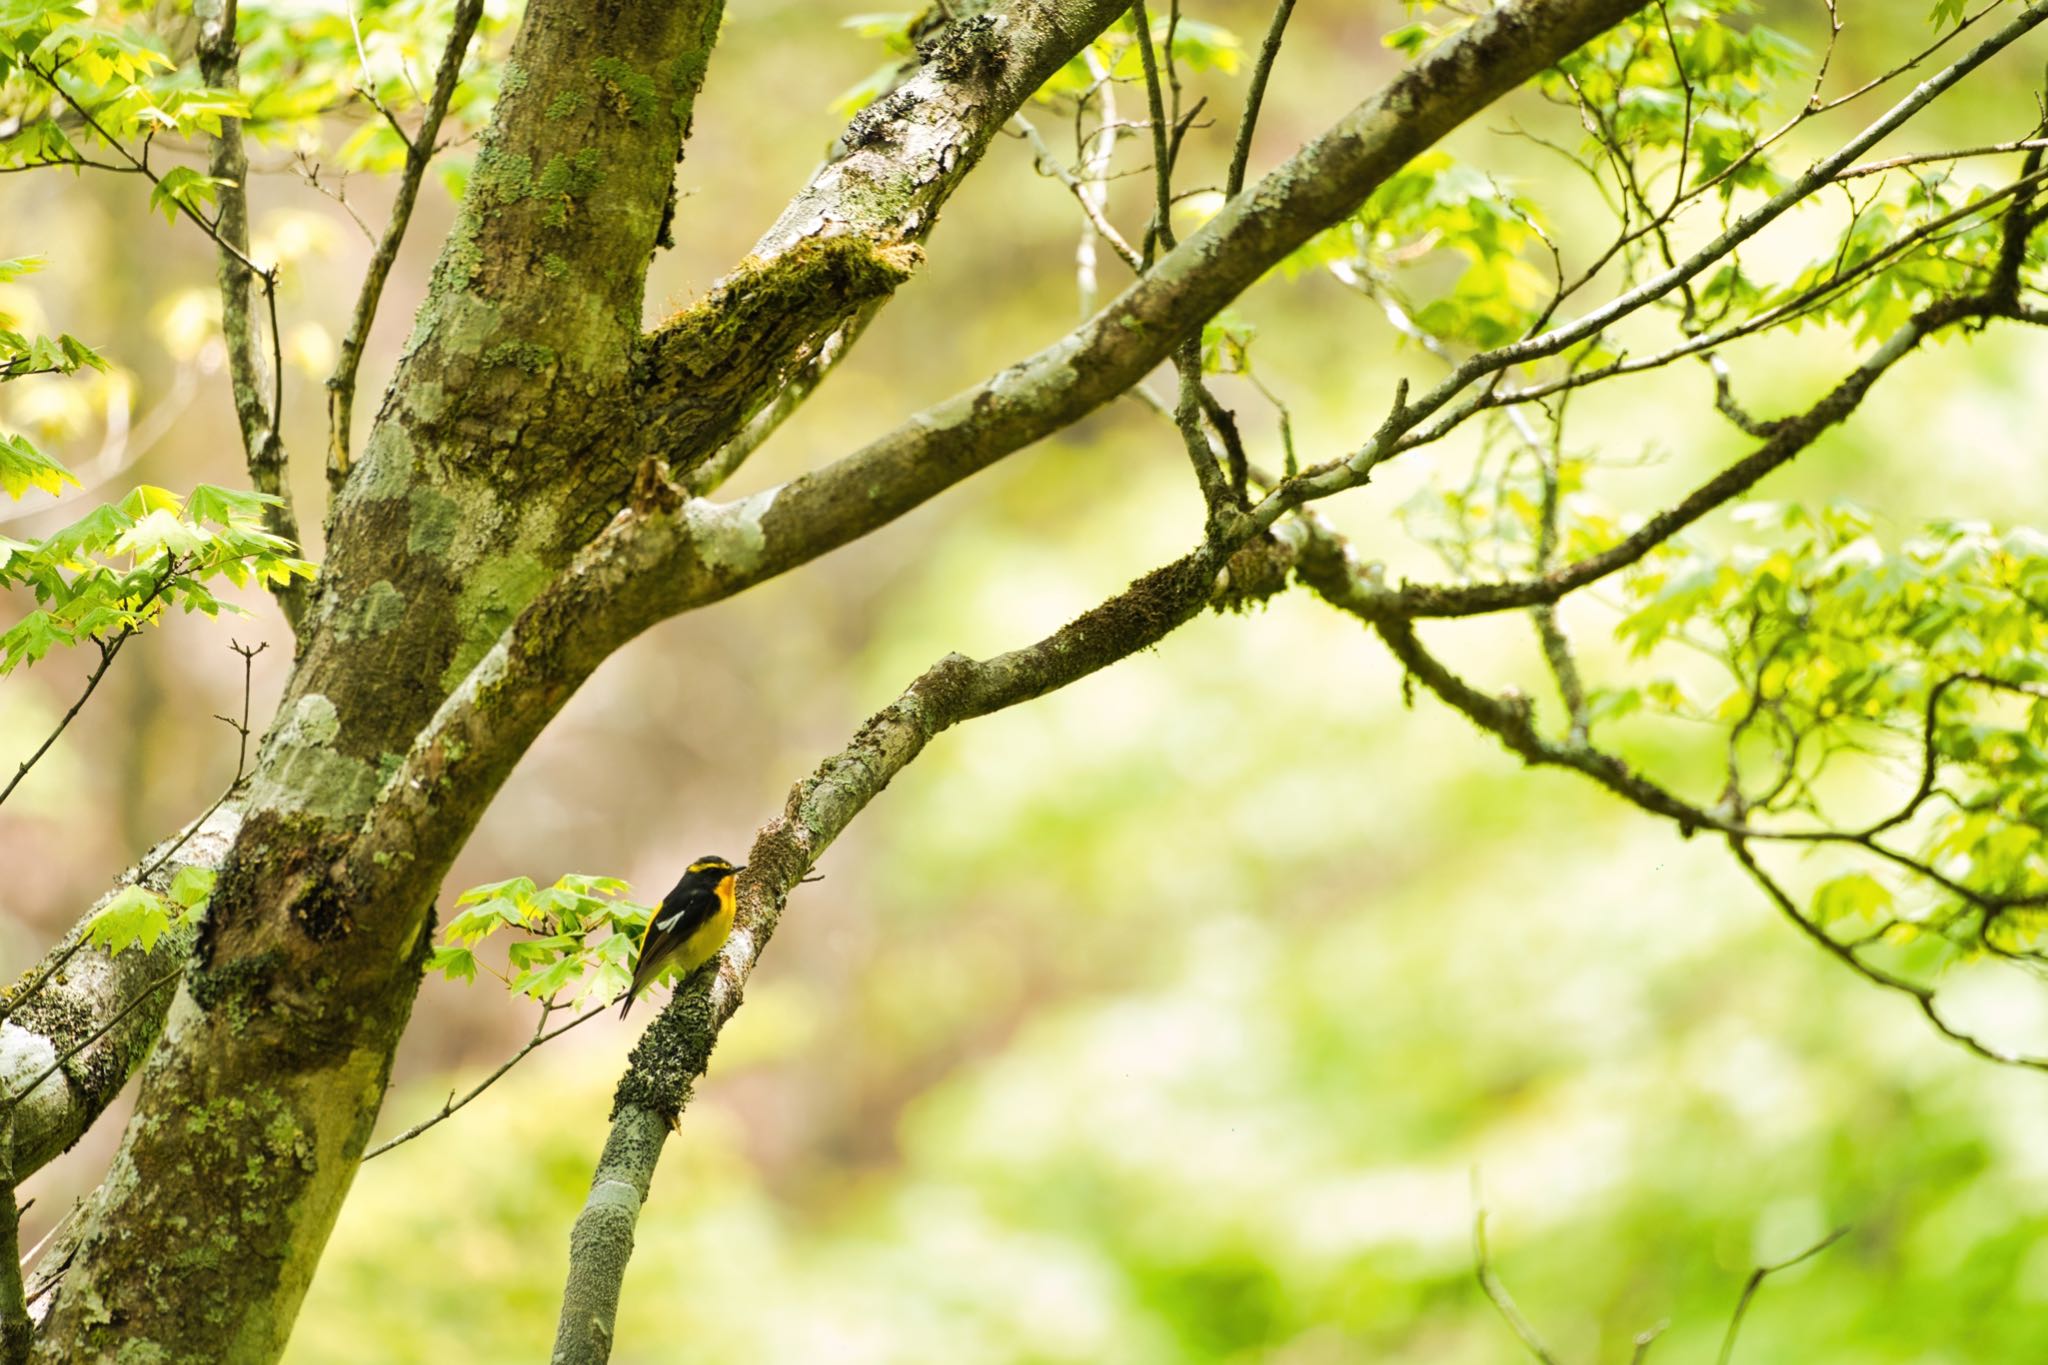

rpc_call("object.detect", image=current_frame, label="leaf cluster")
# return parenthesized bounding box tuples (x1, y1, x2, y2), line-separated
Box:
(0, 0, 246, 171)
(430, 873, 655, 1009)
(0, 480, 314, 672)
(237, 0, 510, 185)
(85, 865, 213, 955)
(1618, 506, 2048, 931)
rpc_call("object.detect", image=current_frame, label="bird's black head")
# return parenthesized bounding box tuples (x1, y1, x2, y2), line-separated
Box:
(684, 854, 739, 880)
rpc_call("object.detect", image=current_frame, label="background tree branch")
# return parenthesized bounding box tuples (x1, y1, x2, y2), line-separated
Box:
(549, 535, 1255, 1362)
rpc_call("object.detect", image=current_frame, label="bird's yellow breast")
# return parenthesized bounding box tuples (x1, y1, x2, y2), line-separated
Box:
(675, 874, 737, 976)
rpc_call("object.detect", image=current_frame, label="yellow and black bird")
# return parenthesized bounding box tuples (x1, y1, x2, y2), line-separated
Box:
(619, 854, 740, 1018)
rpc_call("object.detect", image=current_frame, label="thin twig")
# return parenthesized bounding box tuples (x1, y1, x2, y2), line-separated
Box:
(1837, 135, 2048, 180)
(193, 0, 304, 632)
(1225, 0, 1296, 198)
(1011, 114, 1142, 270)
(361, 998, 606, 1160)
(1716, 1227, 1849, 1365)
(0, 940, 87, 1031)
(326, 0, 487, 492)
(0, 558, 182, 809)
(136, 639, 267, 884)
(0, 968, 184, 1120)
(1470, 1172, 1563, 1365)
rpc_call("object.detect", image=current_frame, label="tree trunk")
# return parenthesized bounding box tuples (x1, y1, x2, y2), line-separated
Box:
(32, 1, 722, 1354)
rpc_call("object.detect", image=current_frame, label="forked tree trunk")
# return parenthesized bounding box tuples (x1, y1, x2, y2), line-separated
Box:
(32, 1, 720, 1353)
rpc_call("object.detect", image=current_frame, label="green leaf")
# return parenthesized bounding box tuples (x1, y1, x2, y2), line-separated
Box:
(41, 501, 133, 560)
(456, 876, 539, 907)
(1812, 873, 1895, 928)
(429, 944, 479, 984)
(0, 608, 68, 672)
(86, 884, 174, 955)
(167, 864, 216, 910)
(185, 482, 280, 526)
(0, 430, 76, 499)
(113, 507, 213, 560)
(147, 166, 220, 224)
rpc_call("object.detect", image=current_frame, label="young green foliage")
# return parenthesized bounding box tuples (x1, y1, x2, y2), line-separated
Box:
(1618, 505, 2048, 940)
(0, 0, 246, 169)
(84, 866, 214, 956)
(433, 872, 656, 1009)
(237, 0, 512, 182)
(0, 482, 314, 672)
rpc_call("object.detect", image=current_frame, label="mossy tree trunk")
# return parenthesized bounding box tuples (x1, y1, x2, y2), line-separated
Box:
(31, 0, 723, 1354)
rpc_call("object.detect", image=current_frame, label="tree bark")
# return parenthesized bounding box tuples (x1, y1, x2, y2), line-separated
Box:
(32, 0, 723, 1355)
(0, 806, 239, 1182)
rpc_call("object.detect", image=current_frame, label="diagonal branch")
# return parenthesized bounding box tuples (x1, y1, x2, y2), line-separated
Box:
(635, 0, 1139, 481)
(1225, 0, 1298, 198)
(620, 0, 1651, 618)
(0, 805, 240, 1183)
(1298, 516, 2048, 1073)
(361, 997, 605, 1161)
(341, 0, 1668, 966)
(550, 540, 1237, 1363)
(1262, 0, 2048, 518)
(1716, 1227, 1849, 1365)
(1343, 292, 2009, 620)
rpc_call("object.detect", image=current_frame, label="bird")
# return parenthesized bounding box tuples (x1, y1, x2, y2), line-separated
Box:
(619, 854, 741, 1018)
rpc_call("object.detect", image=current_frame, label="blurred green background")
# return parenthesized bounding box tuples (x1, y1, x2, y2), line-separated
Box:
(5, 0, 2048, 1359)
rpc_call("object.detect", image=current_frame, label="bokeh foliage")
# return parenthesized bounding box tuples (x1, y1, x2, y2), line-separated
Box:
(4, 0, 2048, 1358)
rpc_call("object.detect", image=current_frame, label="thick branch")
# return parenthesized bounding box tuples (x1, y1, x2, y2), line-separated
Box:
(620, 0, 1649, 615)
(635, 0, 1137, 476)
(550, 544, 1232, 1363)
(0, 1133, 23, 1365)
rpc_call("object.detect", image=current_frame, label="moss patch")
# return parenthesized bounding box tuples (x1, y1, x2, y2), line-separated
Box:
(591, 56, 661, 124)
(535, 147, 605, 227)
(406, 487, 460, 557)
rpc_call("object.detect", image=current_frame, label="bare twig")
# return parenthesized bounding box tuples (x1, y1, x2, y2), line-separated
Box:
(136, 639, 267, 885)
(0, 968, 184, 1120)
(193, 0, 305, 632)
(1129, 1, 1241, 529)
(326, 0, 487, 493)
(1225, 0, 1296, 198)
(1837, 135, 2048, 180)
(1471, 1173, 1563, 1365)
(363, 996, 605, 1160)
(1716, 1227, 1849, 1365)
(1011, 114, 1143, 270)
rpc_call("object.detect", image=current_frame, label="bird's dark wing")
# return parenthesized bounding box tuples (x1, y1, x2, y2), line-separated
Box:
(650, 882, 723, 942)
(621, 881, 730, 1017)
